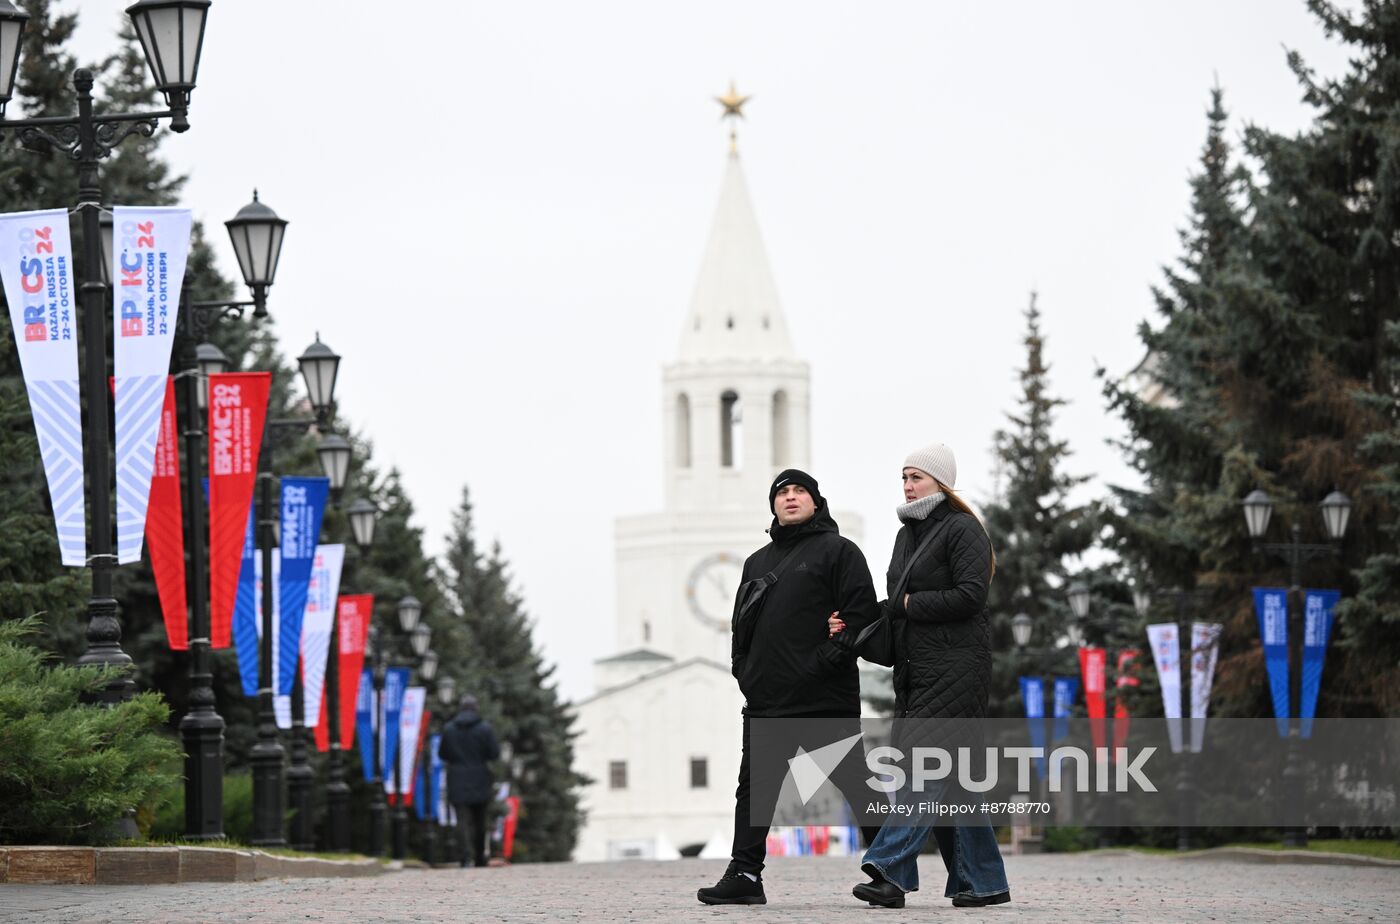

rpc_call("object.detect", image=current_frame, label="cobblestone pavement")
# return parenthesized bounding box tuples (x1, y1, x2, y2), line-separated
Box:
(1, 853, 1395, 923)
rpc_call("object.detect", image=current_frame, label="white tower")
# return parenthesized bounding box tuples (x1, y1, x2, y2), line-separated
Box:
(571, 88, 863, 862)
(612, 89, 824, 672)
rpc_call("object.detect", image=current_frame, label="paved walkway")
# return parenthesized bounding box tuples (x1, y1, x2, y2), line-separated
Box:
(1, 853, 1394, 922)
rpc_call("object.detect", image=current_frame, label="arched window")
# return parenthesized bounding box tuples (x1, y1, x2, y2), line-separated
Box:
(772, 390, 789, 467)
(720, 390, 742, 469)
(675, 393, 692, 468)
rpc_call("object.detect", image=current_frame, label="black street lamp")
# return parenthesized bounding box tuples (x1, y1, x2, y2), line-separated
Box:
(418, 649, 440, 865)
(1132, 583, 1214, 852)
(1063, 582, 1123, 848)
(224, 191, 288, 317)
(391, 596, 428, 859)
(435, 674, 457, 862)
(252, 335, 348, 847)
(367, 623, 388, 857)
(1, 0, 210, 705)
(169, 192, 289, 842)
(323, 498, 378, 853)
(1240, 487, 1352, 849)
(347, 498, 378, 549)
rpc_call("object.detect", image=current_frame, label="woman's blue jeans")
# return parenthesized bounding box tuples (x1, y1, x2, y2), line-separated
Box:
(860, 778, 1009, 897)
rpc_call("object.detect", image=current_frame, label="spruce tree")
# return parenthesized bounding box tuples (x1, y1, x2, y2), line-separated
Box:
(438, 487, 585, 861)
(982, 294, 1097, 717)
(1105, 2, 1400, 718)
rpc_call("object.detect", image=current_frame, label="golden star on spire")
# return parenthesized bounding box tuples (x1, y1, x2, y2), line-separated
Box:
(714, 81, 751, 154)
(715, 80, 751, 119)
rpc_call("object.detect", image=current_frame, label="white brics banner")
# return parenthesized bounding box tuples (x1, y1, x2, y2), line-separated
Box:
(299, 544, 345, 728)
(251, 551, 293, 730)
(0, 209, 85, 565)
(1189, 622, 1223, 753)
(1146, 622, 1183, 754)
(112, 206, 192, 563)
(390, 686, 427, 798)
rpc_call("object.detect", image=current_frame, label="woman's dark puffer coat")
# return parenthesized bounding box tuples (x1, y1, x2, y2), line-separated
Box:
(888, 502, 994, 720)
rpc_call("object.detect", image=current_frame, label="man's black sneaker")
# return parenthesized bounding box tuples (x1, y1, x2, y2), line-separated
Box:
(697, 870, 767, 905)
(951, 890, 1011, 907)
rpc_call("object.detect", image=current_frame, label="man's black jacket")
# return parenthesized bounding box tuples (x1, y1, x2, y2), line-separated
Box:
(730, 503, 878, 717)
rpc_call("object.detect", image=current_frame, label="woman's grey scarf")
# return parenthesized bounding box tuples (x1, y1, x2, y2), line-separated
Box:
(896, 491, 946, 523)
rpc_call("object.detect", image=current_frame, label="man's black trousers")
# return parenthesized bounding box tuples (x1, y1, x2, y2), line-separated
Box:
(730, 710, 883, 875)
(453, 801, 489, 867)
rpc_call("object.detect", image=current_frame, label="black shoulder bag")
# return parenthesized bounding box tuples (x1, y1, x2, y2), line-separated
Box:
(853, 519, 949, 666)
(731, 542, 806, 653)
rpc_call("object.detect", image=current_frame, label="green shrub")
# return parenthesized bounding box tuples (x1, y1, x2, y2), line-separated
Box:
(1041, 825, 1099, 853)
(0, 617, 181, 845)
(148, 770, 254, 844)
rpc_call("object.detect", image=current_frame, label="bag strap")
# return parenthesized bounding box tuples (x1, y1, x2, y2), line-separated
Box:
(891, 515, 953, 602)
(765, 541, 806, 583)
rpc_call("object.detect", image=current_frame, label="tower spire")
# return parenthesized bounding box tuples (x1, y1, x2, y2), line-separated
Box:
(714, 80, 751, 154)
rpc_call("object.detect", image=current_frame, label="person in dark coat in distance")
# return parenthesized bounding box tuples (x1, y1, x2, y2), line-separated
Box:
(697, 468, 883, 907)
(439, 694, 501, 868)
(829, 443, 1010, 909)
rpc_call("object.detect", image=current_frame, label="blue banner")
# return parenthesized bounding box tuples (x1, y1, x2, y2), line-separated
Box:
(1300, 589, 1340, 739)
(415, 759, 428, 821)
(356, 669, 375, 782)
(276, 476, 329, 696)
(428, 734, 442, 823)
(381, 666, 411, 789)
(1253, 587, 1290, 738)
(1019, 676, 1047, 780)
(232, 507, 259, 696)
(1051, 676, 1078, 742)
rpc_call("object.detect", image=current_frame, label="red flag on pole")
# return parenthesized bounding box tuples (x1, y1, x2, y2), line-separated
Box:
(1079, 646, 1107, 752)
(335, 594, 373, 750)
(145, 377, 189, 648)
(207, 372, 270, 648)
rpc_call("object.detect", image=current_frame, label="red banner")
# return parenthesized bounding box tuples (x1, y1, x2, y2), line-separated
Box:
(327, 594, 372, 751)
(146, 377, 188, 648)
(1114, 648, 1141, 752)
(1079, 646, 1107, 752)
(314, 680, 331, 752)
(207, 372, 270, 648)
(502, 796, 521, 861)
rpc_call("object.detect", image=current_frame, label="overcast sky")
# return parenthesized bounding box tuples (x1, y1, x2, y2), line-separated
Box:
(67, 1, 1356, 702)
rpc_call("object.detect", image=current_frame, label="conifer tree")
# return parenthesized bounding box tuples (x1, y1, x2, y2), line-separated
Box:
(982, 294, 1097, 716)
(438, 487, 585, 861)
(1105, 2, 1400, 718)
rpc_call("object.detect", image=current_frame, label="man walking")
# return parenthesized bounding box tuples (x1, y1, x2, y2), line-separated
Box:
(440, 694, 501, 868)
(697, 469, 882, 906)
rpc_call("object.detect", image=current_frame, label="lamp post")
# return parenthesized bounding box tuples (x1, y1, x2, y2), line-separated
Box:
(0, 0, 211, 703)
(323, 497, 378, 853)
(434, 673, 457, 863)
(1132, 584, 1213, 851)
(417, 647, 440, 865)
(1240, 487, 1352, 849)
(1065, 580, 1122, 847)
(122, 191, 289, 842)
(392, 594, 426, 860)
(251, 335, 348, 847)
(367, 623, 388, 857)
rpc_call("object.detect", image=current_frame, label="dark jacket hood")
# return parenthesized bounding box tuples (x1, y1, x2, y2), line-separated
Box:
(450, 708, 482, 728)
(767, 499, 840, 544)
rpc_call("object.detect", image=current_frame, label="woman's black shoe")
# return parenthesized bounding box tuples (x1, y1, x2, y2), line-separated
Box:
(951, 890, 1010, 907)
(852, 879, 905, 909)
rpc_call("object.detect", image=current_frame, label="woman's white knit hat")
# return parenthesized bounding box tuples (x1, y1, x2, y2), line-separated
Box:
(904, 443, 957, 489)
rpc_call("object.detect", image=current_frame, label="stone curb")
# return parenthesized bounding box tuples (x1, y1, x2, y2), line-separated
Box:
(0, 846, 389, 885)
(1088, 846, 1400, 869)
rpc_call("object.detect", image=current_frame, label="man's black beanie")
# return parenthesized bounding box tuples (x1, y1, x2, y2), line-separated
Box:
(769, 469, 823, 513)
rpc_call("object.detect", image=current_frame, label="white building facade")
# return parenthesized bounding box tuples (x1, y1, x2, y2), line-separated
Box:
(570, 135, 865, 862)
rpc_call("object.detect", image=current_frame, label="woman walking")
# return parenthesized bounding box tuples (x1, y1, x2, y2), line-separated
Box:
(830, 442, 1010, 909)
